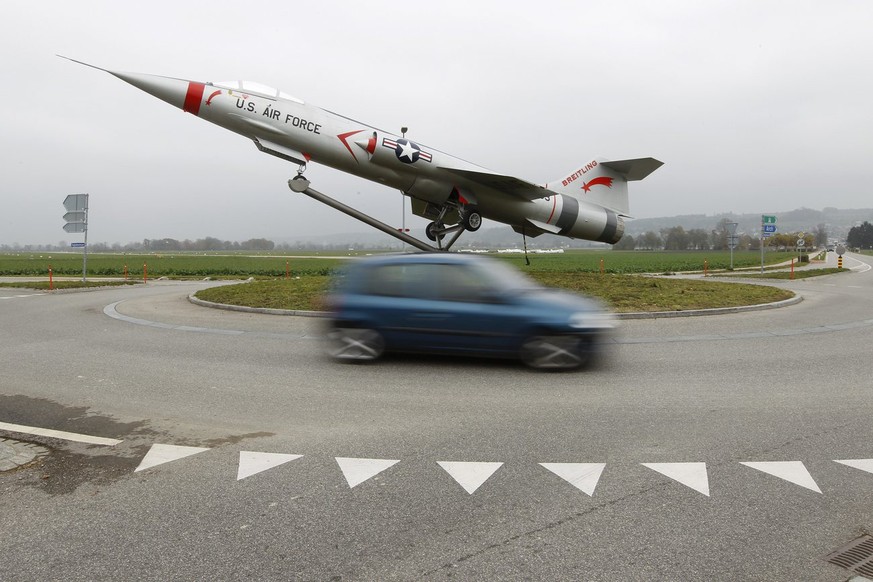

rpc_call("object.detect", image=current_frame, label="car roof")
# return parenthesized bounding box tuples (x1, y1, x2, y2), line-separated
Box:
(351, 252, 494, 266)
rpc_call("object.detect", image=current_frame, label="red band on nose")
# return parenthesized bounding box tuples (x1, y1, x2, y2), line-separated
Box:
(184, 82, 205, 115)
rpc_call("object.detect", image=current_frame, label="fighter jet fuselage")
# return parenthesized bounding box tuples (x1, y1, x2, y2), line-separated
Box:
(64, 58, 662, 249)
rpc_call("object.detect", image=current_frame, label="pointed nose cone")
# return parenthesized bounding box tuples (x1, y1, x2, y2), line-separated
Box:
(109, 70, 206, 115)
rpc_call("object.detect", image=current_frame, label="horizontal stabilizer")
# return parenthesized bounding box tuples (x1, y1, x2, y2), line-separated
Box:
(600, 158, 663, 181)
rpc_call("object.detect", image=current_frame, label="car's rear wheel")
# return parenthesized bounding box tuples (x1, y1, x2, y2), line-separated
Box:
(327, 328, 385, 362)
(520, 334, 589, 371)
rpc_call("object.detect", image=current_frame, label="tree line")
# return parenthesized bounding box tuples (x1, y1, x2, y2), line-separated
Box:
(616, 220, 827, 251)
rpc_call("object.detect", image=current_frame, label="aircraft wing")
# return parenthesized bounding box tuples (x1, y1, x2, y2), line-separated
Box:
(439, 167, 553, 201)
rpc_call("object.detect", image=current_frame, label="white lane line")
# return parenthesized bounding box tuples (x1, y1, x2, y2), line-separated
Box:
(642, 462, 710, 496)
(740, 461, 822, 493)
(135, 443, 210, 472)
(335, 457, 400, 488)
(0, 421, 122, 446)
(238, 451, 303, 480)
(540, 462, 605, 496)
(438, 461, 503, 494)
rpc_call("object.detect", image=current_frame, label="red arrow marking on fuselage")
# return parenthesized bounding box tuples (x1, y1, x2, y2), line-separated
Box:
(337, 130, 365, 162)
(206, 90, 222, 106)
(582, 176, 613, 192)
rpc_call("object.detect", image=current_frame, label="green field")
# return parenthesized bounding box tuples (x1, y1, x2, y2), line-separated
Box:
(0, 249, 800, 278)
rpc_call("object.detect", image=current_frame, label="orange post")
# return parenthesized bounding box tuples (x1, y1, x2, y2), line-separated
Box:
(286, 260, 290, 280)
(48, 265, 53, 291)
(790, 258, 795, 280)
(143, 263, 148, 284)
(704, 259, 709, 276)
(124, 264, 128, 280)
(600, 257, 604, 275)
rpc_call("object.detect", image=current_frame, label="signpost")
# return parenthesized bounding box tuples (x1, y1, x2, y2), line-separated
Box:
(726, 222, 739, 270)
(836, 244, 846, 269)
(761, 215, 776, 273)
(63, 194, 89, 281)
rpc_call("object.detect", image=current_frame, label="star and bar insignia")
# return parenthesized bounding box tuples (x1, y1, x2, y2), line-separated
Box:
(382, 137, 432, 164)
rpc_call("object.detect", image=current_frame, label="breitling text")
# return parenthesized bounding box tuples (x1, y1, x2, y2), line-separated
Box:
(562, 161, 597, 187)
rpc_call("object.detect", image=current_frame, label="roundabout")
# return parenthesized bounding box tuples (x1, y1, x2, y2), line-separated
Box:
(2, 252, 872, 580)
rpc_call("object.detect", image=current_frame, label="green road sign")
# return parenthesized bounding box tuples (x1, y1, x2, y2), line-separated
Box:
(762, 215, 777, 224)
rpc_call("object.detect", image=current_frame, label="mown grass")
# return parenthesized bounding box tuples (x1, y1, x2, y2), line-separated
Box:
(194, 273, 794, 313)
(199, 277, 332, 311)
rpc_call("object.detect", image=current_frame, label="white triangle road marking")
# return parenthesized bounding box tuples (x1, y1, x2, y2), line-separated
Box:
(642, 462, 710, 497)
(237, 451, 303, 481)
(335, 457, 399, 488)
(740, 461, 822, 493)
(438, 461, 503, 494)
(834, 459, 873, 474)
(539, 463, 605, 496)
(134, 443, 210, 472)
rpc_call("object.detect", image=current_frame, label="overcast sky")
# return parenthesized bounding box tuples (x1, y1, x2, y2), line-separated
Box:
(2, 1, 872, 246)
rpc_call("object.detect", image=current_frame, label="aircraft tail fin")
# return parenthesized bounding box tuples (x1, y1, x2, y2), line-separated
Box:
(546, 157, 662, 216)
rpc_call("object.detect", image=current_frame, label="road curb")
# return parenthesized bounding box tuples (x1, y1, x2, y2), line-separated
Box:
(187, 293, 326, 318)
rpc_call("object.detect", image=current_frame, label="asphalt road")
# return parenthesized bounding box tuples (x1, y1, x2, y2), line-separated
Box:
(1, 252, 872, 581)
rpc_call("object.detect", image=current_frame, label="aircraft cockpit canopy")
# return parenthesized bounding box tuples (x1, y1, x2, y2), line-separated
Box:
(212, 80, 303, 104)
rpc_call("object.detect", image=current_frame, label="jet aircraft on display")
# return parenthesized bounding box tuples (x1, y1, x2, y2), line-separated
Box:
(64, 57, 662, 251)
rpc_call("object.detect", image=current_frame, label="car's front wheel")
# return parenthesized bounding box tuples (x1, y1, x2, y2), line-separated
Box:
(520, 334, 590, 371)
(327, 328, 385, 362)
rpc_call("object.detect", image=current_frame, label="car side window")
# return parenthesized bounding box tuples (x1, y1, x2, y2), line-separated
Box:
(361, 264, 430, 298)
(433, 264, 494, 303)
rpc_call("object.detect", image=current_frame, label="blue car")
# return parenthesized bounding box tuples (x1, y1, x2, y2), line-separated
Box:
(324, 253, 613, 370)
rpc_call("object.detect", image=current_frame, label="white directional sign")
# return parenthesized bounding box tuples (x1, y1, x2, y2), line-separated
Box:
(62, 193, 89, 280)
(63, 222, 87, 233)
(63, 193, 88, 212)
(63, 194, 88, 232)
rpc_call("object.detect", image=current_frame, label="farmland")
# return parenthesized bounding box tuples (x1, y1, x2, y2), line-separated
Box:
(0, 249, 800, 278)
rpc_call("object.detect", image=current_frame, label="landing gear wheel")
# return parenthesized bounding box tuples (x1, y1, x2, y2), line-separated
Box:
(425, 222, 442, 242)
(520, 335, 588, 371)
(463, 208, 482, 232)
(327, 328, 385, 362)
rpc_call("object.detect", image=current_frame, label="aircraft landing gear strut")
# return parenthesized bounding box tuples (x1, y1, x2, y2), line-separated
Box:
(424, 204, 481, 250)
(289, 177, 446, 252)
